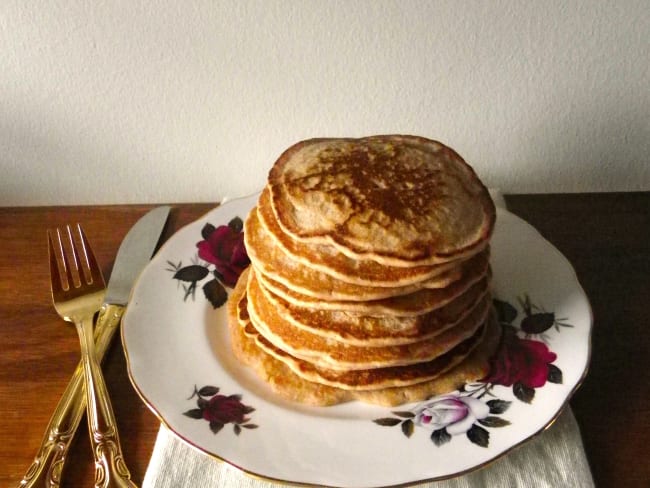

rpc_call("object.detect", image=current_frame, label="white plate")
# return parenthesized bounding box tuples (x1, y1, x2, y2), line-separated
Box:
(122, 193, 592, 487)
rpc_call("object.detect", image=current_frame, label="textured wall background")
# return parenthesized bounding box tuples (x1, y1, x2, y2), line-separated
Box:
(1, 0, 648, 205)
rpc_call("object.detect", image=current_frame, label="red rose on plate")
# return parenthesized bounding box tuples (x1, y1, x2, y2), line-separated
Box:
(185, 385, 258, 435)
(197, 222, 249, 287)
(202, 394, 251, 425)
(483, 325, 557, 389)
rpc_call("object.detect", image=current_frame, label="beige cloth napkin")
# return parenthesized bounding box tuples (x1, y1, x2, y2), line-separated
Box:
(144, 408, 593, 488)
(143, 191, 595, 488)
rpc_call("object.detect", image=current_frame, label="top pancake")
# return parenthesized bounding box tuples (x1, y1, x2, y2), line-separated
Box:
(268, 135, 495, 266)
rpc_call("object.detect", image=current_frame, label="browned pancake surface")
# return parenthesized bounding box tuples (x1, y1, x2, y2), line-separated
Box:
(268, 136, 495, 266)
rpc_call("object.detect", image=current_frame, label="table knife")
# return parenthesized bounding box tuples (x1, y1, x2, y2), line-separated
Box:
(19, 206, 171, 488)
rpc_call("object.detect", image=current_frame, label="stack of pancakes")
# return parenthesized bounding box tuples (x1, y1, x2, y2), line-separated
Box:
(227, 135, 500, 406)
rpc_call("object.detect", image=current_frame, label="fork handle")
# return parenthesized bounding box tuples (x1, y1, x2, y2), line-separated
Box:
(77, 308, 137, 488)
(18, 304, 124, 488)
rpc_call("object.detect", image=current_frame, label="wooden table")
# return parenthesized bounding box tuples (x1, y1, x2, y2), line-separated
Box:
(1, 193, 648, 487)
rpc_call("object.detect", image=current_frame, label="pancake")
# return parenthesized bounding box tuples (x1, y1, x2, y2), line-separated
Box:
(256, 250, 490, 316)
(245, 206, 464, 301)
(259, 273, 491, 346)
(227, 273, 500, 405)
(257, 186, 471, 287)
(267, 135, 495, 266)
(246, 267, 491, 370)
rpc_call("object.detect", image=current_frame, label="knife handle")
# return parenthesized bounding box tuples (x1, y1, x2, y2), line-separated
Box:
(19, 304, 124, 488)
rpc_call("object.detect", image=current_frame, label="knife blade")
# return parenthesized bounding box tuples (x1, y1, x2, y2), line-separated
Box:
(20, 206, 170, 488)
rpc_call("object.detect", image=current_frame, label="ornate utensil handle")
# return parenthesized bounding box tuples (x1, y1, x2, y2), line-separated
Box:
(19, 305, 126, 488)
(76, 306, 137, 488)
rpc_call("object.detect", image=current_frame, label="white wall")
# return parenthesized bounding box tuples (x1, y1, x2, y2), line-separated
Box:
(1, 0, 648, 206)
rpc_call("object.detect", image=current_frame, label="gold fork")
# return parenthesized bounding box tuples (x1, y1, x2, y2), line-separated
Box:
(48, 224, 136, 488)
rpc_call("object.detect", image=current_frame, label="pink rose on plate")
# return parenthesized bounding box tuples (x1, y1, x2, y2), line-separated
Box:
(414, 394, 490, 435)
(373, 391, 510, 447)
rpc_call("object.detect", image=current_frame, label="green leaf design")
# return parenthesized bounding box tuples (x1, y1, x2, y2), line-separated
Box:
(373, 418, 402, 427)
(493, 298, 518, 324)
(201, 223, 216, 240)
(431, 428, 451, 446)
(547, 364, 563, 384)
(486, 399, 512, 414)
(478, 416, 511, 428)
(513, 382, 535, 404)
(233, 424, 242, 436)
(174, 264, 209, 282)
(391, 411, 416, 419)
(209, 421, 224, 434)
(198, 386, 220, 397)
(467, 424, 490, 447)
(228, 217, 244, 232)
(183, 408, 204, 420)
(203, 279, 228, 308)
(401, 419, 414, 438)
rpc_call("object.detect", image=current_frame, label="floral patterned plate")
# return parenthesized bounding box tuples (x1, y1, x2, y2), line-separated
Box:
(122, 193, 592, 487)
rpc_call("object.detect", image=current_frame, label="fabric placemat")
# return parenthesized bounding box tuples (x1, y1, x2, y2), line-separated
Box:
(143, 408, 593, 488)
(142, 191, 594, 488)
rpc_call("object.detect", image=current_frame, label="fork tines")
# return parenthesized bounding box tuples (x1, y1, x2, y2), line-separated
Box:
(48, 224, 102, 294)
